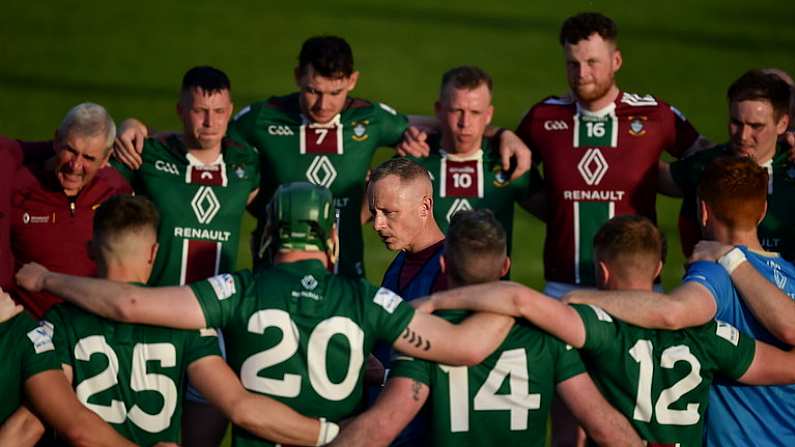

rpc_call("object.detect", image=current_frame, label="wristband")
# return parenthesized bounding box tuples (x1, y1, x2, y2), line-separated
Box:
(718, 247, 747, 274)
(316, 417, 340, 446)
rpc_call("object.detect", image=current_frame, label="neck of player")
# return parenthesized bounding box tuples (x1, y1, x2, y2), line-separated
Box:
(442, 134, 482, 157)
(407, 221, 445, 254)
(182, 135, 222, 165)
(274, 250, 330, 268)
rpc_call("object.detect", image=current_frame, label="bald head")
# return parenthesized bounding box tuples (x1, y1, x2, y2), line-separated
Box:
(368, 158, 440, 252)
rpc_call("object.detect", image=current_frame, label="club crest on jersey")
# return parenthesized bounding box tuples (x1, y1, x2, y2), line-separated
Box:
(628, 116, 647, 136)
(492, 165, 511, 188)
(233, 165, 246, 179)
(351, 120, 369, 142)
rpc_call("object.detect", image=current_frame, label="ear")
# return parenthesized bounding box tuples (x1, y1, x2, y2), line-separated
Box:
(347, 71, 360, 91)
(439, 254, 447, 274)
(420, 194, 433, 218)
(776, 114, 790, 135)
(597, 260, 610, 289)
(148, 243, 159, 265)
(698, 199, 709, 228)
(612, 49, 623, 72)
(654, 260, 663, 278)
(499, 256, 511, 277)
(485, 105, 495, 127)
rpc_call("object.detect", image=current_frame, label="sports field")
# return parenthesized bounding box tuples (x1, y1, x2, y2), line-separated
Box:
(2, 1, 792, 292)
(2, 1, 793, 291)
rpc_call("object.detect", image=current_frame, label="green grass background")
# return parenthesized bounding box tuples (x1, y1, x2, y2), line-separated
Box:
(1, 1, 793, 442)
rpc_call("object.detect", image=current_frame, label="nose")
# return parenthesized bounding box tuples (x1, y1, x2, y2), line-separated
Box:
(373, 213, 386, 231)
(202, 110, 212, 127)
(314, 94, 328, 111)
(457, 111, 469, 129)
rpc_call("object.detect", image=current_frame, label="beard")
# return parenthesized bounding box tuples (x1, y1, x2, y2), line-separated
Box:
(572, 76, 615, 104)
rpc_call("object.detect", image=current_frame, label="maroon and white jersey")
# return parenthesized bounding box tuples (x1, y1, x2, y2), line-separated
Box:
(517, 92, 699, 286)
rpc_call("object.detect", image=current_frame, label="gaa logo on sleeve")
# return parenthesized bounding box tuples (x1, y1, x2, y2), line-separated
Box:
(207, 273, 236, 300)
(374, 288, 403, 314)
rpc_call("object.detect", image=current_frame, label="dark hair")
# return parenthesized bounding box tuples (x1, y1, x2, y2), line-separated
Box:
(445, 209, 507, 285)
(181, 66, 231, 95)
(728, 69, 791, 120)
(93, 195, 160, 246)
(698, 155, 768, 231)
(594, 215, 665, 268)
(369, 158, 431, 186)
(440, 65, 493, 100)
(559, 12, 618, 46)
(298, 36, 354, 79)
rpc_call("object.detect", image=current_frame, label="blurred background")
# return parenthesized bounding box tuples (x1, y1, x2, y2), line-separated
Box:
(2, 0, 793, 291)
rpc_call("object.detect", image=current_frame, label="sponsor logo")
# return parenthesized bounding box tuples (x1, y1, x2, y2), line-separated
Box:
(268, 125, 295, 136)
(207, 273, 236, 300)
(628, 116, 647, 136)
(716, 321, 740, 346)
(577, 148, 608, 186)
(301, 274, 318, 290)
(352, 120, 369, 142)
(22, 212, 51, 224)
(374, 287, 403, 314)
(543, 120, 568, 131)
(191, 186, 221, 224)
(446, 198, 472, 222)
(306, 155, 338, 188)
(155, 160, 180, 175)
(563, 190, 625, 201)
(173, 227, 231, 242)
(27, 322, 55, 354)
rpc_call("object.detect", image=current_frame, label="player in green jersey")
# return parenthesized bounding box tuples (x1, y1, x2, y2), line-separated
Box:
(419, 214, 795, 446)
(330, 210, 641, 447)
(16, 182, 514, 447)
(113, 36, 532, 278)
(657, 70, 794, 260)
(111, 66, 261, 446)
(34, 195, 341, 446)
(0, 291, 137, 447)
(408, 66, 534, 251)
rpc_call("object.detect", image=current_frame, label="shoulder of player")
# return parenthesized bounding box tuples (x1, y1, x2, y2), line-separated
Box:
(521, 95, 576, 119)
(236, 94, 301, 122)
(221, 136, 259, 161)
(343, 97, 403, 120)
(617, 91, 687, 117)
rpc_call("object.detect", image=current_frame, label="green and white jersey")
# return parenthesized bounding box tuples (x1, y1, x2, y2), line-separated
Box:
(229, 94, 409, 277)
(390, 310, 584, 447)
(572, 304, 755, 447)
(112, 135, 260, 286)
(44, 303, 221, 446)
(409, 138, 533, 253)
(0, 312, 60, 424)
(190, 260, 416, 447)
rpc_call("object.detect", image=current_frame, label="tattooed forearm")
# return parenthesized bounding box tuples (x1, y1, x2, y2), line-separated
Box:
(401, 327, 431, 351)
(411, 380, 422, 401)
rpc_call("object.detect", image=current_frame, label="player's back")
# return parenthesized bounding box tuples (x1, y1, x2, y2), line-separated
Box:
(191, 260, 416, 446)
(44, 303, 220, 446)
(571, 304, 755, 447)
(391, 310, 584, 447)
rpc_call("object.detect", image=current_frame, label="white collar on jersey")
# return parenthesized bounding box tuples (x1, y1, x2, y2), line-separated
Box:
(576, 101, 616, 118)
(761, 158, 774, 194)
(302, 114, 342, 128)
(186, 152, 224, 166)
(440, 149, 483, 162)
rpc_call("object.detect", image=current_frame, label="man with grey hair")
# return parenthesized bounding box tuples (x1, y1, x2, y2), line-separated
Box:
(10, 102, 131, 318)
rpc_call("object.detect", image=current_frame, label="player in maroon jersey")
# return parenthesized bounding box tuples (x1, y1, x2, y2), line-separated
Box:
(514, 12, 709, 446)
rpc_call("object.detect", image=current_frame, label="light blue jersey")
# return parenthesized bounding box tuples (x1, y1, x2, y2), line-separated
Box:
(684, 246, 795, 447)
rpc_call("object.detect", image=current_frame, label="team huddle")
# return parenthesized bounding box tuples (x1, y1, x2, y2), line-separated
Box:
(2, 10, 795, 447)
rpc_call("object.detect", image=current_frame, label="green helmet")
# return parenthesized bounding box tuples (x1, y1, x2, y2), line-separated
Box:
(261, 182, 336, 255)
